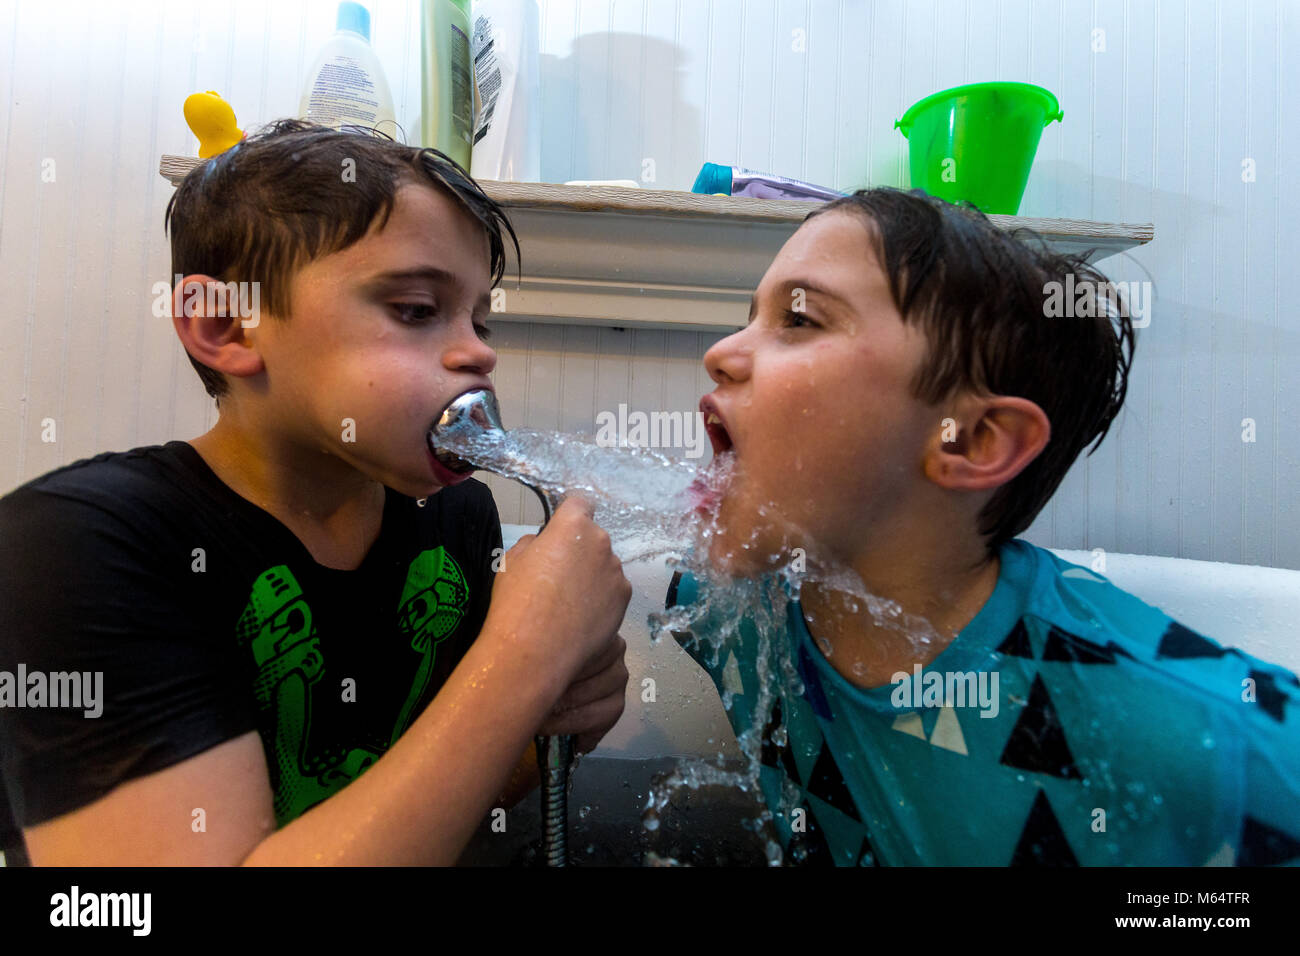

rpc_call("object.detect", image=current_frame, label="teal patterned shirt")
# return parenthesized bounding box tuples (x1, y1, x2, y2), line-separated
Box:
(668, 539, 1300, 866)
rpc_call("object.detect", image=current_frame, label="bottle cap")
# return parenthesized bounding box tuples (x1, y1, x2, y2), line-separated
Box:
(691, 162, 734, 196)
(337, 1, 370, 41)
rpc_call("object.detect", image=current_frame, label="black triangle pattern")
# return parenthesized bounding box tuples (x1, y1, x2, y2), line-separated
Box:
(1248, 670, 1289, 724)
(665, 569, 684, 608)
(856, 833, 881, 867)
(1155, 620, 1227, 660)
(759, 699, 803, 786)
(1041, 626, 1129, 664)
(996, 618, 1034, 658)
(1238, 816, 1300, 866)
(805, 743, 862, 823)
(999, 673, 1083, 780)
(1105, 640, 1137, 661)
(1009, 789, 1079, 866)
(785, 801, 835, 867)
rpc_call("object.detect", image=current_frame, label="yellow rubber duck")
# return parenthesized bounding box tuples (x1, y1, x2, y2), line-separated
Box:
(184, 91, 244, 158)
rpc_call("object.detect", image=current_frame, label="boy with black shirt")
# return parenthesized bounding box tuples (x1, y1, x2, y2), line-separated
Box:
(0, 120, 632, 865)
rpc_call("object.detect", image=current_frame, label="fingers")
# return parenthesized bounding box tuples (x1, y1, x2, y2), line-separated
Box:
(554, 495, 595, 521)
(542, 685, 626, 748)
(538, 635, 629, 747)
(571, 633, 627, 683)
(503, 533, 536, 562)
(555, 640, 629, 711)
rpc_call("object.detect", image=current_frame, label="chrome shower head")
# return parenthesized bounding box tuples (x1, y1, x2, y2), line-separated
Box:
(428, 388, 505, 475)
(428, 387, 558, 522)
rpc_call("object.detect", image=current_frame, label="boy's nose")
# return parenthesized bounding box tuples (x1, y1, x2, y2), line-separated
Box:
(444, 319, 497, 376)
(703, 328, 752, 385)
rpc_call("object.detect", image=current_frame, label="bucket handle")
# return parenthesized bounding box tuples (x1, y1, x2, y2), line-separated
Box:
(1046, 107, 1064, 125)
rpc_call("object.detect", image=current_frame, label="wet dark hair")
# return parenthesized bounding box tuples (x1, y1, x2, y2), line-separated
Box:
(163, 118, 520, 404)
(805, 187, 1136, 556)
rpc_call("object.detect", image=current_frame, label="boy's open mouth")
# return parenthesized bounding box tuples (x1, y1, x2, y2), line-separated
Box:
(700, 396, 734, 457)
(426, 432, 473, 470)
(425, 437, 473, 487)
(425, 422, 475, 486)
(690, 396, 736, 514)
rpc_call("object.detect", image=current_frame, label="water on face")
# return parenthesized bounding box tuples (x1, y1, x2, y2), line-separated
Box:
(434, 423, 941, 865)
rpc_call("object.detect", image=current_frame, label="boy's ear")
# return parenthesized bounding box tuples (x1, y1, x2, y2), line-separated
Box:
(923, 395, 1051, 492)
(171, 273, 266, 381)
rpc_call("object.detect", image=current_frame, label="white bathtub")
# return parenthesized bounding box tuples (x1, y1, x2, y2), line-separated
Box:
(501, 525, 1300, 760)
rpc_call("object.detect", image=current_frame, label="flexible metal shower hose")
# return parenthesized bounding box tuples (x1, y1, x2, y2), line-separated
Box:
(535, 733, 574, 867)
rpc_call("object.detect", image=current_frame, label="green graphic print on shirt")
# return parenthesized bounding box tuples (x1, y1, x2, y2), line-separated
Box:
(234, 547, 469, 826)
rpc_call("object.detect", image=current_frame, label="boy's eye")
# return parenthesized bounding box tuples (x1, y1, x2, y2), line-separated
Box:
(392, 302, 493, 342)
(781, 309, 816, 329)
(393, 302, 437, 325)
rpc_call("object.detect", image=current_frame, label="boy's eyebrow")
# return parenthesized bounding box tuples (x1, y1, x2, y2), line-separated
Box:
(747, 278, 853, 323)
(364, 266, 493, 311)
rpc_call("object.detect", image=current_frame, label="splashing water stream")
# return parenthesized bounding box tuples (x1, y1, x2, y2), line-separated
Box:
(435, 423, 943, 865)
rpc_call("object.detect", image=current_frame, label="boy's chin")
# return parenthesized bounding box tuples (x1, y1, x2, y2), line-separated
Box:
(702, 524, 801, 580)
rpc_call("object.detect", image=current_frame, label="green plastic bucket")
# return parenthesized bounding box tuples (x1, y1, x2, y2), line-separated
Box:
(894, 82, 1063, 215)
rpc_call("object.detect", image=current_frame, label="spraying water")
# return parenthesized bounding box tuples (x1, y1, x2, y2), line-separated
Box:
(435, 416, 717, 563)
(433, 399, 944, 866)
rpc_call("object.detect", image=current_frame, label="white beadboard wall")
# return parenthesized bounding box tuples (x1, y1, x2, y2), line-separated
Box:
(0, 0, 1297, 568)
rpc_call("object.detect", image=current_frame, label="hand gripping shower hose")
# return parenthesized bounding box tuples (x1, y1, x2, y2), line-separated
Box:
(429, 388, 575, 867)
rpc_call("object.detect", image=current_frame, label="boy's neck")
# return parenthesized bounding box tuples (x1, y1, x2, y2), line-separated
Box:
(799, 537, 1001, 691)
(188, 416, 388, 571)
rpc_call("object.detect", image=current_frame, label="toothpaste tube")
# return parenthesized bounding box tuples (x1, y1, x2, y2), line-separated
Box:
(691, 162, 845, 201)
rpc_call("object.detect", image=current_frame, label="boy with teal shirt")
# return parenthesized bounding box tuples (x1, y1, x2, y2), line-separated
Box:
(670, 188, 1300, 866)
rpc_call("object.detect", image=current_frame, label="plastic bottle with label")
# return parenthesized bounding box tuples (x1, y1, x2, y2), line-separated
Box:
(420, 0, 474, 169)
(299, 2, 398, 139)
(468, 0, 541, 182)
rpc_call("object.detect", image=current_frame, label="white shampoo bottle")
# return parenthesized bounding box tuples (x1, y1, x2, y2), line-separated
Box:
(299, 2, 398, 139)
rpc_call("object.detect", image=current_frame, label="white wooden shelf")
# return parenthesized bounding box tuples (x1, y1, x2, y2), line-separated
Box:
(160, 154, 1153, 333)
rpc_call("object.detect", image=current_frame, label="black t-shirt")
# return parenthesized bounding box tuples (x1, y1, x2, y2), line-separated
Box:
(0, 441, 500, 863)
